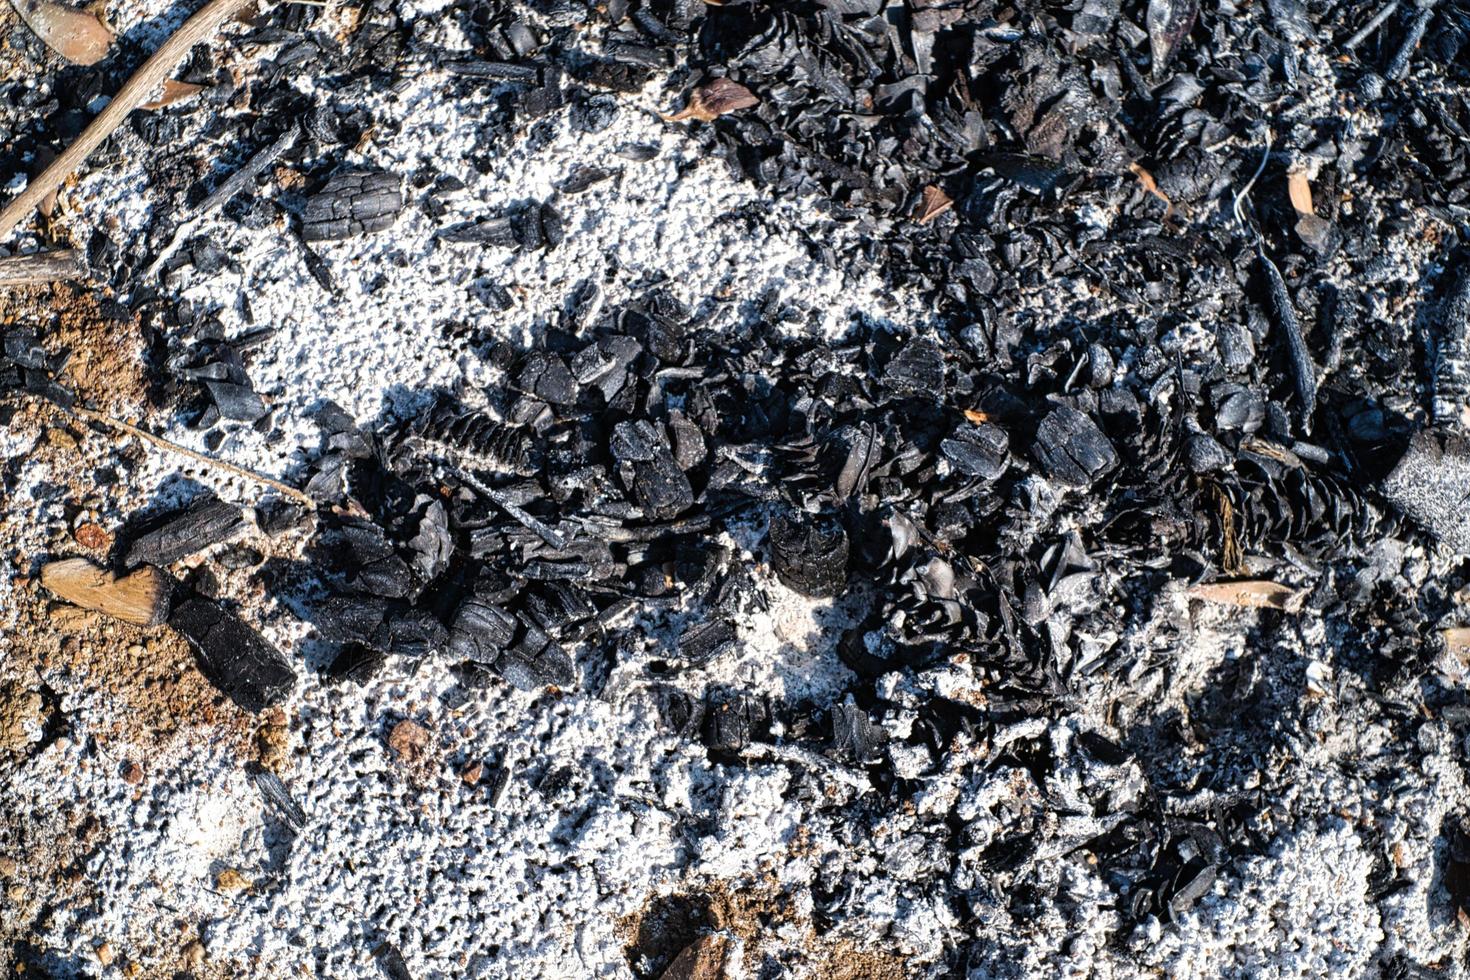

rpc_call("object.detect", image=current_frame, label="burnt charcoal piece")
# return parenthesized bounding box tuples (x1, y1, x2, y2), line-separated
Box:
(497, 621, 575, 691)
(769, 511, 848, 598)
(1446, 819, 1470, 920)
(324, 643, 387, 685)
(883, 338, 945, 396)
(941, 424, 1009, 480)
(1433, 267, 1470, 426)
(1030, 407, 1118, 488)
(1380, 429, 1470, 555)
(702, 692, 767, 754)
(448, 596, 518, 662)
(611, 420, 695, 520)
(830, 702, 885, 765)
(124, 497, 246, 567)
(405, 498, 451, 586)
(169, 597, 296, 713)
(1258, 247, 1318, 430)
(206, 381, 268, 422)
(324, 522, 413, 598)
(678, 619, 737, 665)
(301, 170, 403, 241)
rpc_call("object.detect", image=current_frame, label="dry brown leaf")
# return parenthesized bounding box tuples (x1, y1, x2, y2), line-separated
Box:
(665, 78, 759, 123)
(40, 558, 170, 627)
(660, 934, 730, 980)
(140, 78, 205, 110)
(10, 0, 115, 65)
(914, 185, 954, 224)
(1128, 162, 1174, 216)
(1188, 579, 1301, 611)
(1287, 171, 1315, 216)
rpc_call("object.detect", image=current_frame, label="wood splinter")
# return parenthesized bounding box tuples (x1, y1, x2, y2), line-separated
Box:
(0, 248, 87, 285)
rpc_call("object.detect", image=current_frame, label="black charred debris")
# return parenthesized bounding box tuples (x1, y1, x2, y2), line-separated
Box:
(6, 0, 1470, 960)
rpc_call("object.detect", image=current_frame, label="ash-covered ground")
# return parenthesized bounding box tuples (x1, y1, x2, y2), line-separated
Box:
(4, 0, 1470, 976)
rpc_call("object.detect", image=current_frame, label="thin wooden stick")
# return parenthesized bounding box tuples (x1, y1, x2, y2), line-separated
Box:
(0, 0, 258, 243)
(0, 248, 87, 285)
(63, 403, 317, 510)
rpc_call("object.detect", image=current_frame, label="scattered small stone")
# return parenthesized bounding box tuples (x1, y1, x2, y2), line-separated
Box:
(73, 521, 112, 550)
(461, 760, 483, 784)
(120, 760, 144, 784)
(215, 868, 251, 893)
(387, 719, 431, 765)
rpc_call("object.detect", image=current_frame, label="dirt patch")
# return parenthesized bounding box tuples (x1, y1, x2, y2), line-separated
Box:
(620, 878, 911, 979)
(0, 281, 150, 415)
(6, 576, 253, 752)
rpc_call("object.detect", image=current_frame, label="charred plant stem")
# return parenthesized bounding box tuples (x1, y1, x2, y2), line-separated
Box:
(0, 0, 258, 242)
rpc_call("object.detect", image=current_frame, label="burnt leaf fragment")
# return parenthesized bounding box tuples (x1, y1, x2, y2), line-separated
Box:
(667, 77, 759, 122)
(302, 170, 403, 241)
(830, 701, 885, 765)
(1146, 0, 1198, 72)
(170, 597, 296, 713)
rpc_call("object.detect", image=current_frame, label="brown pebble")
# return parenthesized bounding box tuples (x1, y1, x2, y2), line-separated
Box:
(73, 522, 113, 551)
(387, 719, 431, 765)
(215, 868, 251, 893)
(121, 761, 144, 784)
(461, 761, 483, 785)
(95, 941, 114, 966)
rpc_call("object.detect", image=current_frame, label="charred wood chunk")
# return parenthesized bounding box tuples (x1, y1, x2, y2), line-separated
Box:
(1380, 429, 1470, 555)
(206, 380, 268, 422)
(302, 170, 403, 241)
(769, 510, 848, 598)
(678, 618, 737, 665)
(448, 597, 518, 662)
(497, 620, 575, 691)
(124, 497, 246, 567)
(883, 337, 946, 397)
(324, 642, 387, 686)
(611, 420, 694, 520)
(702, 692, 767, 754)
(941, 423, 1009, 480)
(1030, 406, 1118, 488)
(169, 597, 296, 713)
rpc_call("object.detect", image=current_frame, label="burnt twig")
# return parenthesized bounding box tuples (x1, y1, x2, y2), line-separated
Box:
(1256, 243, 1319, 431)
(143, 127, 299, 280)
(1385, 4, 1434, 80)
(0, 0, 259, 242)
(0, 248, 86, 285)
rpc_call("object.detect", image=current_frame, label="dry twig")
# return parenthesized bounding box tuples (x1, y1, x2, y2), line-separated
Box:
(33, 398, 317, 509)
(0, 0, 258, 242)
